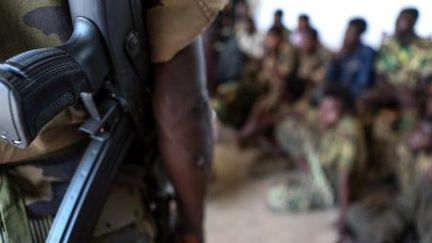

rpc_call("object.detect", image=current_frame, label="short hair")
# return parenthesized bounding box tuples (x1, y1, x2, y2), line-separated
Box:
(275, 9, 284, 17)
(322, 85, 355, 112)
(400, 7, 419, 21)
(349, 17, 368, 35)
(303, 27, 319, 41)
(299, 14, 309, 22)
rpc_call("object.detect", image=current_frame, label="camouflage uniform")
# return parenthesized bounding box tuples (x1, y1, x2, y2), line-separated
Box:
(268, 113, 367, 212)
(367, 109, 418, 183)
(346, 145, 432, 243)
(376, 37, 432, 88)
(213, 41, 297, 128)
(297, 45, 332, 93)
(363, 36, 431, 188)
(0, 0, 225, 242)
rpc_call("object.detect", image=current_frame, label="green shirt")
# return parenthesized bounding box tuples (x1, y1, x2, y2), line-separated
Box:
(376, 37, 432, 88)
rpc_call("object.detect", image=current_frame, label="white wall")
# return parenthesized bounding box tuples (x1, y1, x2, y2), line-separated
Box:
(254, 0, 432, 50)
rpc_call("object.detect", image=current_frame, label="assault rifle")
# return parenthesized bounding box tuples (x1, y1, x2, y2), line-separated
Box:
(0, 0, 172, 242)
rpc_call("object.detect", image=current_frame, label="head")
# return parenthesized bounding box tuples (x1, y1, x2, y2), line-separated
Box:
(409, 118, 432, 153)
(319, 86, 354, 128)
(343, 18, 367, 49)
(298, 14, 310, 30)
(234, 0, 249, 20)
(273, 9, 284, 26)
(265, 27, 283, 51)
(396, 8, 419, 37)
(301, 28, 319, 53)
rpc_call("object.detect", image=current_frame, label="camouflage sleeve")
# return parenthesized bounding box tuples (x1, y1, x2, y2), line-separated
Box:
(336, 119, 362, 170)
(276, 44, 297, 78)
(375, 41, 396, 76)
(147, 0, 228, 63)
(375, 49, 388, 74)
(337, 136, 356, 170)
(311, 49, 333, 84)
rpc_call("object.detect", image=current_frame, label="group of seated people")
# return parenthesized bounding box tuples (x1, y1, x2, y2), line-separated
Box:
(212, 3, 432, 243)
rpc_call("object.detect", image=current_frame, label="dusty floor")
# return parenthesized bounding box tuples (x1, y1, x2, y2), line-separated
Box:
(205, 141, 337, 243)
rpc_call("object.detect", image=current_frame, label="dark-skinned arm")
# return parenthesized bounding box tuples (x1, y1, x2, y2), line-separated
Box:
(153, 36, 213, 243)
(338, 167, 350, 230)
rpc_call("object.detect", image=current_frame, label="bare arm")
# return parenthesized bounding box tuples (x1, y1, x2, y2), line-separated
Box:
(153, 36, 213, 242)
(338, 168, 350, 230)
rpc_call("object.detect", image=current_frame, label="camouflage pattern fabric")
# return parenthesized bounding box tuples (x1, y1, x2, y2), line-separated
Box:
(1, 149, 155, 243)
(347, 173, 432, 243)
(0, 0, 225, 242)
(297, 45, 332, 88)
(0, 3, 86, 242)
(0, 1, 156, 242)
(259, 42, 297, 84)
(346, 144, 432, 243)
(0, 0, 87, 164)
(319, 116, 367, 193)
(396, 145, 432, 194)
(212, 79, 266, 128)
(0, 173, 32, 243)
(268, 114, 366, 212)
(213, 42, 296, 128)
(376, 37, 432, 88)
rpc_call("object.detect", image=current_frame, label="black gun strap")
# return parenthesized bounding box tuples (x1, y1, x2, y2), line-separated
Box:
(46, 110, 134, 243)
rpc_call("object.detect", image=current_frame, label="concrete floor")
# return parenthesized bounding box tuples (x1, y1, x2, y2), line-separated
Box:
(205, 140, 337, 243)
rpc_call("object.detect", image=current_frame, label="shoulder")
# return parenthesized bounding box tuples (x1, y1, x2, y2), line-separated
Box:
(413, 38, 432, 49)
(147, 0, 229, 63)
(378, 37, 400, 54)
(337, 116, 362, 137)
(359, 44, 376, 56)
(318, 45, 333, 59)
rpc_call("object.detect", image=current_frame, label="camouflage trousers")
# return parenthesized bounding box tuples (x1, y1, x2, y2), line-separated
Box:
(267, 118, 334, 213)
(0, 147, 155, 243)
(267, 172, 334, 213)
(346, 177, 432, 243)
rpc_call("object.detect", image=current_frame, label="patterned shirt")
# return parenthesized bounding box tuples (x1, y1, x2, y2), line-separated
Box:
(376, 37, 432, 88)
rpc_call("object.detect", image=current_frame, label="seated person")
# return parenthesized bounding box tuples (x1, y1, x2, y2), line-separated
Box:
(326, 18, 376, 97)
(358, 8, 432, 183)
(235, 16, 265, 61)
(270, 9, 291, 40)
(363, 8, 432, 126)
(376, 8, 432, 90)
(290, 14, 312, 47)
(296, 27, 332, 100)
(235, 27, 297, 145)
(345, 117, 432, 243)
(268, 86, 367, 229)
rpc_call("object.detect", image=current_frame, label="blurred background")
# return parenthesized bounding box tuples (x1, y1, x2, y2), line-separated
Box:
(204, 1, 432, 242)
(254, 0, 432, 49)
